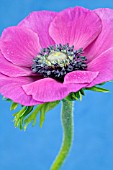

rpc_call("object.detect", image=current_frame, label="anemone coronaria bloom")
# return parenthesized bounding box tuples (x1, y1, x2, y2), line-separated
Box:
(0, 6, 113, 106)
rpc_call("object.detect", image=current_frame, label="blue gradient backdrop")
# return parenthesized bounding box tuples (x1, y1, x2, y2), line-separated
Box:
(0, 1, 113, 170)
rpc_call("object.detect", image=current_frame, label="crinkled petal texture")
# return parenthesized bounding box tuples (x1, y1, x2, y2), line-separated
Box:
(19, 11, 57, 48)
(22, 71, 98, 102)
(0, 7, 113, 105)
(87, 48, 113, 87)
(0, 51, 34, 77)
(0, 73, 42, 106)
(0, 26, 41, 67)
(85, 8, 113, 62)
(49, 6, 102, 50)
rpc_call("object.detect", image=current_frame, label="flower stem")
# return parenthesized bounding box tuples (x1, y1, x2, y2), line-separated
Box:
(51, 99, 74, 170)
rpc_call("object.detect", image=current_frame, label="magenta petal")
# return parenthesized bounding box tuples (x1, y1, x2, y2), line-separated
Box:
(85, 8, 113, 62)
(19, 11, 57, 48)
(64, 71, 99, 84)
(22, 78, 89, 102)
(49, 6, 102, 49)
(88, 48, 113, 87)
(0, 51, 33, 77)
(0, 74, 42, 106)
(0, 26, 41, 67)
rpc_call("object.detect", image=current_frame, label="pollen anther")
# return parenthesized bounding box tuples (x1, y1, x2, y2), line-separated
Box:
(32, 44, 87, 81)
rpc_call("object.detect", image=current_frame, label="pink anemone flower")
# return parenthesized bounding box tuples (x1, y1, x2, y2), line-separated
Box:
(0, 6, 113, 106)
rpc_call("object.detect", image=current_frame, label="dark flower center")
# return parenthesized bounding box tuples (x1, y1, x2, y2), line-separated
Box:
(32, 44, 87, 82)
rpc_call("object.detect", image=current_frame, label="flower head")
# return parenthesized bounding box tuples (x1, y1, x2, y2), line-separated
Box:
(0, 6, 113, 106)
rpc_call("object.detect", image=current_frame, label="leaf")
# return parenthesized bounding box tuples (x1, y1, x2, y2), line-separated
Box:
(10, 102, 18, 111)
(19, 106, 34, 130)
(24, 105, 42, 130)
(80, 89, 85, 96)
(73, 91, 82, 100)
(66, 90, 85, 101)
(12, 100, 60, 130)
(66, 92, 79, 101)
(71, 92, 79, 100)
(19, 118, 23, 130)
(79, 91, 82, 101)
(13, 106, 37, 130)
(39, 100, 60, 128)
(85, 86, 109, 93)
(13, 106, 27, 127)
(65, 93, 74, 101)
(21, 106, 34, 120)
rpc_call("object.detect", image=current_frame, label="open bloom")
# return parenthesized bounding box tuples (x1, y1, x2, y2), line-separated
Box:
(0, 6, 113, 106)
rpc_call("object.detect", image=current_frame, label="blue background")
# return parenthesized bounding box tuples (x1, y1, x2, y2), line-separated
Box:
(0, 0, 113, 170)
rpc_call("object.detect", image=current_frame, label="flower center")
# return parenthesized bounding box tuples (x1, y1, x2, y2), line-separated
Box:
(32, 44, 87, 81)
(47, 52, 67, 62)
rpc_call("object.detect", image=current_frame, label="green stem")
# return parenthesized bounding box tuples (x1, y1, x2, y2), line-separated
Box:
(51, 99, 74, 170)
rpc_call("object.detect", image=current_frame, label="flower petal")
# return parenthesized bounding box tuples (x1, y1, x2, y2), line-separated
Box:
(22, 78, 89, 102)
(0, 51, 33, 77)
(0, 26, 41, 67)
(49, 6, 102, 49)
(64, 71, 99, 84)
(87, 48, 113, 87)
(85, 8, 113, 62)
(19, 11, 57, 48)
(0, 74, 42, 106)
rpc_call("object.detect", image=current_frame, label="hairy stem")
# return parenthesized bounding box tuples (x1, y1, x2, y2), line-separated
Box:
(50, 99, 74, 170)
